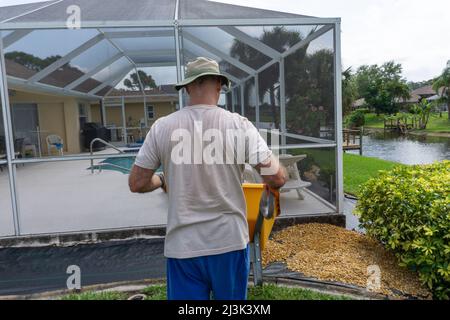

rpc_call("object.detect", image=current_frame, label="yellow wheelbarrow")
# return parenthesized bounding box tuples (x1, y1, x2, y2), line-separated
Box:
(243, 183, 281, 286)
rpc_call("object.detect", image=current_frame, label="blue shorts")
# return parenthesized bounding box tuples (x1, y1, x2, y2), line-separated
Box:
(166, 245, 250, 300)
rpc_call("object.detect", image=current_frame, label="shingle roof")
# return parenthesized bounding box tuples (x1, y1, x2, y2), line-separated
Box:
(411, 85, 436, 97)
(108, 86, 178, 97)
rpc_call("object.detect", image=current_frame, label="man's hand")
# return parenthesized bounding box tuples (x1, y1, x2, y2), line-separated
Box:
(129, 165, 164, 194)
(155, 173, 167, 193)
(255, 155, 288, 190)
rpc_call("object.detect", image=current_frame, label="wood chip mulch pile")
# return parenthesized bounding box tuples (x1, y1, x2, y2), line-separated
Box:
(262, 223, 431, 299)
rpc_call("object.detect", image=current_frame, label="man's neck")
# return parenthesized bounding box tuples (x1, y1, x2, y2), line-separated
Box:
(188, 99, 218, 106)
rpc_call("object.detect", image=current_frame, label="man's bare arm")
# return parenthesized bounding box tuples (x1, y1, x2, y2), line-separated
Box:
(255, 155, 288, 190)
(128, 165, 162, 194)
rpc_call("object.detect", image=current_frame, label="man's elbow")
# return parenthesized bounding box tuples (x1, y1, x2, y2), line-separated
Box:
(128, 177, 142, 193)
(270, 173, 288, 190)
(129, 182, 138, 193)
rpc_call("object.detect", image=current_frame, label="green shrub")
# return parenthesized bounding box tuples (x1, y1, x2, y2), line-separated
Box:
(355, 161, 450, 299)
(348, 110, 366, 128)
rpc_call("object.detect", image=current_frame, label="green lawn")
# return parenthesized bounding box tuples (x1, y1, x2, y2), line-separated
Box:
(361, 113, 450, 133)
(62, 284, 350, 300)
(343, 153, 404, 196)
(423, 114, 450, 132)
(363, 113, 385, 129)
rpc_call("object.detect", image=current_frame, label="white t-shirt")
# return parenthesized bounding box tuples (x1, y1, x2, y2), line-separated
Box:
(135, 105, 272, 259)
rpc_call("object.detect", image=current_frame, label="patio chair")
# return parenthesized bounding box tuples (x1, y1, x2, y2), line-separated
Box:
(14, 138, 25, 159)
(14, 138, 27, 167)
(243, 155, 312, 200)
(278, 154, 312, 200)
(46, 134, 64, 156)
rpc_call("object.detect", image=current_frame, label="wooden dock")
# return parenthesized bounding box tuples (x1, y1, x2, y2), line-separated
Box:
(343, 129, 363, 155)
(384, 118, 413, 134)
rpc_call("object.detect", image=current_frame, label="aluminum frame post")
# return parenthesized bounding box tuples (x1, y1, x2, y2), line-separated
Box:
(0, 34, 20, 236)
(143, 95, 148, 128)
(231, 88, 235, 113)
(279, 58, 287, 148)
(101, 98, 107, 126)
(334, 21, 344, 214)
(255, 74, 260, 129)
(121, 96, 127, 144)
(240, 83, 245, 116)
(174, 21, 184, 109)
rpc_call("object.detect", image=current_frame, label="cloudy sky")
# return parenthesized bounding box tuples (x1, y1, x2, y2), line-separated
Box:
(1, 0, 449, 82)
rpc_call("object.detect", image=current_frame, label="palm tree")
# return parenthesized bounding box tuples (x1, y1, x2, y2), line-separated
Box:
(230, 27, 307, 129)
(432, 67, 450, 119)
(124, 70, 156, 91)
(342, 67, 357, 115)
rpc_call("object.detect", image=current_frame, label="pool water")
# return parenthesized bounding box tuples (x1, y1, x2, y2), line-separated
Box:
(101, 157, 136, 174)
(89, 156, 162, 174)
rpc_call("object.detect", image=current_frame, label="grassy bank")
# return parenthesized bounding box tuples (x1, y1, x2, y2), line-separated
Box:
(362, 113, 450, 133)
(343, 154, 404, 196)
(62, 283, 350, 300)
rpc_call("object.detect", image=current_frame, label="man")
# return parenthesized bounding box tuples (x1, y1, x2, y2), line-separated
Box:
(129, 57, 287, 300)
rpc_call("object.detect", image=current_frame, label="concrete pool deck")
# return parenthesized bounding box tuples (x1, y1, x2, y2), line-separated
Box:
(0, 149, 337, 239)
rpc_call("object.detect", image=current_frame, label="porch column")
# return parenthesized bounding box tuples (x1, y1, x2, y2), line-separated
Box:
(63, 99, 81, 154)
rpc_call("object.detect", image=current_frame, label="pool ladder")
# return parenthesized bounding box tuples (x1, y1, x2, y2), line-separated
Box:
(90, 138, 129, 174)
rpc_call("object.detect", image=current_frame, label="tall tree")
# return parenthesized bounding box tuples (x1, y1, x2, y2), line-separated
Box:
(342, 67, 357, 115)
(432, 67, 450, 120)
(355, 62, 410, 115)
(123, 70, 156, 91)
(5, 51, 61, 71)
(230, 27, 307, 129)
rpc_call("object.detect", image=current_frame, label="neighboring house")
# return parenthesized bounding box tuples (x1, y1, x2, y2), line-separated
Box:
(351, 98, 365, 110)
(90, 87, 178, 144)
(4, 58, 179, 156)
(411, 85, 437, 100)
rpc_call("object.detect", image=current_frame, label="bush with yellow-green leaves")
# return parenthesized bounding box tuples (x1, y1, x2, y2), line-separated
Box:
(356, 160, 450, 299)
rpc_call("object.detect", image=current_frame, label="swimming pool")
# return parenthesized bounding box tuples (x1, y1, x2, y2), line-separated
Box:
(89, 156, 162, 174)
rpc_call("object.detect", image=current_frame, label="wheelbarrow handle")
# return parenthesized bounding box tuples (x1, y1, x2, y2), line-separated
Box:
(259, 185, 281, 220)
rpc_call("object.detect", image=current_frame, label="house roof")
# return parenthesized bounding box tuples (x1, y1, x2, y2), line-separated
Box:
(108, 86, 178, 97)
(352, 98, 365, 108)
(411, 85, 446, 98)
(5, 57, 107, 92)
(411, 85, 436, 97)
(0, 0, 310, 25)
(403, 93, 421, 104)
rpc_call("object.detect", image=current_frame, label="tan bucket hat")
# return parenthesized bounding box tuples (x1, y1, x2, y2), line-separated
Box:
(175, 57, 231, 91)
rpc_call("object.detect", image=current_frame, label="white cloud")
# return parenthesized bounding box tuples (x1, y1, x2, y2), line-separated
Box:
(1, 0, 449, 81)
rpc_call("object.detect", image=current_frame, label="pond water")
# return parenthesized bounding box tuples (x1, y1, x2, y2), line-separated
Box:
(348, 131, 450, 165)
(345, 131, 449, 231)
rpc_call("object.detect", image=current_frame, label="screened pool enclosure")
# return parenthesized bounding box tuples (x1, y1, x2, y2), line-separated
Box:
(0, 0, 343, 239)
